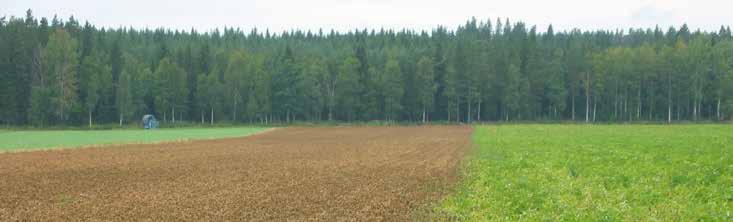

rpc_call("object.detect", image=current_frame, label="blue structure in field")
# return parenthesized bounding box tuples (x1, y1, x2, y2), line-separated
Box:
(142, 115, 158, 129)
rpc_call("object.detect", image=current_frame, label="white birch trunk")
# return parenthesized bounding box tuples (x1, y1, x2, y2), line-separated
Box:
(456, 97, 460, 123)
(585, 72, 590, 123)
(717, 98, 721, 121)
(693, 98, 698, 121)
(467, 100, 471, 123)
(668, 73, 672, 123)
(233, 101, 238, 122)
(637, 84, 642, 120)
(422, 107, 426, 123)
(477, 100, 481, 122)
(699, 92, 703, 121)
(571, 90, 576, 120)
(593, 101, 597, 122)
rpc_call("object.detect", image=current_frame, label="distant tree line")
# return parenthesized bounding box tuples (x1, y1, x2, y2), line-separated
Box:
(1, 10, 733, 127)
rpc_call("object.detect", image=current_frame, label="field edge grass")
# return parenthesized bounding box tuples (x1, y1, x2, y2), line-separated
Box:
(0, 127, 275, 153)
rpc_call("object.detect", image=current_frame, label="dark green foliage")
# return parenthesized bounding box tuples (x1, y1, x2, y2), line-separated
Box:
(1, 11, 733, 125)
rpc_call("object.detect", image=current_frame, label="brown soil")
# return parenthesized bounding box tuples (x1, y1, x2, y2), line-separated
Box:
(0, 126, 472, 221)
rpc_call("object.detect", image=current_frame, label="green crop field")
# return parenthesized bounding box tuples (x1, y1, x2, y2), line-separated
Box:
(437, 125, 733, 221)
(0, 127, 269, 152)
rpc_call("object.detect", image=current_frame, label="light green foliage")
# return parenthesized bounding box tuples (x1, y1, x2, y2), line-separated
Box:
(444, 65, 459, 122)
(80, 50, 112, 127)
(224, 50, 249, 122)
(0, 127, 269, 152)
(439, 125, 733, 221)
(382, 57, 403, 121)
(117, 54, 150, 125)
(154, 57, 186, 122)
(299, 57, 327, 120)
(40, 28, 79, 122)
(337, 56, 360, 121)
(416, 56, 436, 122)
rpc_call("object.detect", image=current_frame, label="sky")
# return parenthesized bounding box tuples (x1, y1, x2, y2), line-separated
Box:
(2, 0, 732, 33)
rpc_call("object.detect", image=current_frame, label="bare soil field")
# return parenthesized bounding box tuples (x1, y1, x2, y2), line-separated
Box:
(0, 126, 472, 221)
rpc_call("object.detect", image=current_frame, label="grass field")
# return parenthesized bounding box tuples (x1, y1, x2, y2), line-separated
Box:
(0, 127, 269, 152)
(438, 124, 733, 221)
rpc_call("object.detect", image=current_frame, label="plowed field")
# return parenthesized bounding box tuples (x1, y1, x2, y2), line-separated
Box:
(0, 126, 472, 221)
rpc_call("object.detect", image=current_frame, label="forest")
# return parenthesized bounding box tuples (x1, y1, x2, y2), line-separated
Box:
(1, 10, 733, 126)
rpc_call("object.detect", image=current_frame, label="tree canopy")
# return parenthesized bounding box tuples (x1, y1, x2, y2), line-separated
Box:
(1, 11, 733, 126)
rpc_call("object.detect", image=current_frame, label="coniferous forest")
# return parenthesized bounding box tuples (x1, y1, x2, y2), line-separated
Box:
(2, 10, 733, 126)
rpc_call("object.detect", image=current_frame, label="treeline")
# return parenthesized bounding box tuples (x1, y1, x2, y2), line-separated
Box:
(1, 10, 733, 126)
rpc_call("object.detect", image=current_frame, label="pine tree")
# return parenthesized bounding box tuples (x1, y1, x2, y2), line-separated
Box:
(505, 64, 521, 121)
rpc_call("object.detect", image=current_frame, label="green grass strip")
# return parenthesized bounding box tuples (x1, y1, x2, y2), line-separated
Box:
(0, 127, 269, 152)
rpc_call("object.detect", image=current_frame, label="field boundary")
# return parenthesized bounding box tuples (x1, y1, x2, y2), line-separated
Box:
(0, 127, 277, 154)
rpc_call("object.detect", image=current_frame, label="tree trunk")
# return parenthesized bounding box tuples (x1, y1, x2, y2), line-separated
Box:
(637, 82, 642, 120)
(422, 107, 426, 123)
(585, 90, 590, 123)
(668, 73, 672, 123)
(477, 100, 481, 122)
(88, 110, 92, 128)
(172, 107, 176, 124)
(328, 104, 333, 121)
(614, 82, 619, 120)
(649, 85, 654, 121)
(571, 89, 576, 120)
(624, 94, 629, 122)
(210, 107, 214, 125)
(699, 92, 703, 121)
(467, 100, 471, 123)
(693, 98, 698, 121)
(717, 98, 721, 121)
(585, 72, 590, 123)
(119, 113, 123, 127)
(456, 97, 460, 123)
(593, 101, 597, 122)
(328, 85, 335, 121)
(233, 101, 237, 122)
(447, 107, 451, 122)
(201, 111, 205, 124)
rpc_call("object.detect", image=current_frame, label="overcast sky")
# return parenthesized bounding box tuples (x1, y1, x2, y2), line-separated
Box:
(2, 0, 732, 33)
